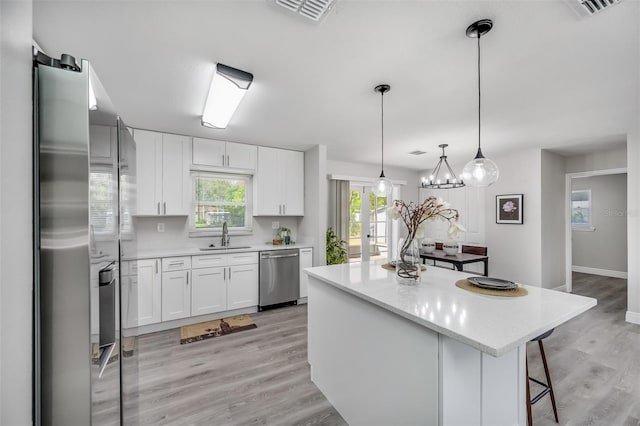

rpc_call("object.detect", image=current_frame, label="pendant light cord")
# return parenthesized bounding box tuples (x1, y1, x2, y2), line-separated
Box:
(477, 34, 482, 153)
(380, 89, 385, 177)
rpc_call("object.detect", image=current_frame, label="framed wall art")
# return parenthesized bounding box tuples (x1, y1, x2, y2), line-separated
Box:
(496, 194, 523, 224)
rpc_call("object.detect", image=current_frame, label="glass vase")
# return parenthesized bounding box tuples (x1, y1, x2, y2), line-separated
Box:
(396, 238, 421, 285)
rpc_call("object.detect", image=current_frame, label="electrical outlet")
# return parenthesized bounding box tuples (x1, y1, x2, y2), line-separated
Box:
(157, 223, 165, 233)
(272, 221, 279, 230)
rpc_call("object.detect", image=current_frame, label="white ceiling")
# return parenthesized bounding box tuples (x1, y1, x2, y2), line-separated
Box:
(33, 0, 639, 171)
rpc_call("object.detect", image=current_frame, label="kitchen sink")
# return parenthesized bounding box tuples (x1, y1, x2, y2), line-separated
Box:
(199, 246, 252, 251)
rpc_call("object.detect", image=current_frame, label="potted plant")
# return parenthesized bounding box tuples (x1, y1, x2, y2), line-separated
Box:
(276, 226, 292, 245)
(326, 227, 347, 265)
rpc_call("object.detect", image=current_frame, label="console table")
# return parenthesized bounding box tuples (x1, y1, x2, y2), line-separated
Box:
(421, 249, 489, 276)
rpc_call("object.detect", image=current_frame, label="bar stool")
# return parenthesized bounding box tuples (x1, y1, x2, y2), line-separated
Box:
(526, 329, 559, 426)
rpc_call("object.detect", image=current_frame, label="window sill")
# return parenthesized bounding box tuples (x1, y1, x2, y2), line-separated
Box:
(572, 226, 596, 232)
(189, 229, 253, 238)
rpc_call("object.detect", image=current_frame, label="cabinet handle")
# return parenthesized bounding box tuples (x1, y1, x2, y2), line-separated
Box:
(279, 205, 282, 215)
(283, 204, 286, 215)
(224, 268, 226, 280)
(187, 271, 189, 285)
(157, 202, 160, 215)
(164, 202, 167, 215)
(222, 154, 225, 166)
(229, 267, 231, 280)
(155, 260, 158, 273)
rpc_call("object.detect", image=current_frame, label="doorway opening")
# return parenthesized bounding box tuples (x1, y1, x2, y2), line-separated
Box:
(565, 167, 628, 294)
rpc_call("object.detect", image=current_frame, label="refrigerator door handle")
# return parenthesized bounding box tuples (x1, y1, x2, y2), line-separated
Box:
(97, 343, 116, 379)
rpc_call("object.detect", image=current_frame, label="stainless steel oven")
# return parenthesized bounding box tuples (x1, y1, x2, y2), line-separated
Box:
(259, 249, 299, 309)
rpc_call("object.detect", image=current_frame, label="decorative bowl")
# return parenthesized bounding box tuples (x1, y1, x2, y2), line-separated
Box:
(443, 241, 459, 256)
(421, 239, 436, 254)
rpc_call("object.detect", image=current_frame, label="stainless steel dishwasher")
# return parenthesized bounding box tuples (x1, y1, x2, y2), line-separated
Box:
(259, 249, 300, 309)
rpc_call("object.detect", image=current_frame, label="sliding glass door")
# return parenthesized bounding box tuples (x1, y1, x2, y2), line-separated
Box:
(348, 185, 390, 263)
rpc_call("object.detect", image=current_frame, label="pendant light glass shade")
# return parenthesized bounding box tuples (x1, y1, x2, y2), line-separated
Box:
(373, 175, 393, 197)
(373, 84, 393, 197)
(463, 19, 499, 187)
(461, 150, 499, 187)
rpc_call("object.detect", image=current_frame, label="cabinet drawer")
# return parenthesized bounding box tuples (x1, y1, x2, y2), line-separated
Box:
(162, 256, 191, 271)
(192, 254, 228, 269)
(125, 259, 160, 276)
(228, 252, 258, 266)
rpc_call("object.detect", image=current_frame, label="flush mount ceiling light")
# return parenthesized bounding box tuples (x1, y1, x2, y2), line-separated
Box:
(275, 0, 337, 22)
(372, 84, 393, 198)
(421, 144, 465, 189)
(202, 63, 253, 129)
(461, 19, 499, 187)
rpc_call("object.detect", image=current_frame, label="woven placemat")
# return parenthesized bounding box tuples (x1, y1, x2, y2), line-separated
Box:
(455, 279, 528, 297)
(382, 263, 427, 272)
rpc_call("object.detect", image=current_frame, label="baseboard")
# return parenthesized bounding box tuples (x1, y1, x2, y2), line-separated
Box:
(552, 284, 567, 292)
(298, 297, 308, 305)
(626, 311, 640, 325)
(572, 266, 628, 279)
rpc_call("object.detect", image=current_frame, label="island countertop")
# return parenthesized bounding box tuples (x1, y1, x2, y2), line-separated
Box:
(305, 261, 596, 357)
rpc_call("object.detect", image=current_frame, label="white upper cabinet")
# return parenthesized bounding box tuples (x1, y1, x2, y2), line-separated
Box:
(254, 147, 304, 216)
(133, 129, 190, 216)
(192, 137, 256, 172)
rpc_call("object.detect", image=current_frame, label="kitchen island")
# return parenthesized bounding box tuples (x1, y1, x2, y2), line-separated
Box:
(305, 261, 596, 426)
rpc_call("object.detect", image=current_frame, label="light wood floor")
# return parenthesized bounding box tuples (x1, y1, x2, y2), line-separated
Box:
(529, 272, 640, 426)
(123, 305, 346, 426)
(124, 272, 640, 426)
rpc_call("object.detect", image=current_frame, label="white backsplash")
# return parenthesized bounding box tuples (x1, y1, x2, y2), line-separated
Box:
(131, 216, 301, 253)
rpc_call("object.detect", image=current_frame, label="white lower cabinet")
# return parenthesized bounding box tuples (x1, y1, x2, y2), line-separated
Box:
(191, 267, 227, 315)
(122, 258, 161, 328)
(191, 252, 259, 315)
(161, 269, 191, 321)
(299, 248, 313, 299)
(227, 264, 259, 310)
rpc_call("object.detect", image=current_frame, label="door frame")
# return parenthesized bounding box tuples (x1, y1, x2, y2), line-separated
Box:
(348, 183, 392, 263)
(564, 167, 627, 293)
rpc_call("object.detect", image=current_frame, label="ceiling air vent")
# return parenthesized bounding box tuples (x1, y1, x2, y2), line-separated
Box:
(274, 0, 337, 22)
(568, 0, 623, 17)
(409, 150, 427, 156)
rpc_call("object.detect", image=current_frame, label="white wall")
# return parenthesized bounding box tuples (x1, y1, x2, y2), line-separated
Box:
(565, 146, 627, 173)
(541, 150, 566, 289)
(0, 0, 34, 424)
(571, 174, 627, 273)
(299, 145, 328, 266)
(485, 149, 543, 287)
(627, 130, 640, 324)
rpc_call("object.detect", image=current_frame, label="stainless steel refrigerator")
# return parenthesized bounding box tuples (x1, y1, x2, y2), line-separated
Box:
(34, 53, 138, 425)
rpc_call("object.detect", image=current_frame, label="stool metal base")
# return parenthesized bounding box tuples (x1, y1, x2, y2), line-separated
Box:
(526, 340, 559, 425)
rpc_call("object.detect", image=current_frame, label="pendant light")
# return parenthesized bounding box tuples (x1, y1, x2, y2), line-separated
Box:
(421, 144, 465, 189)
(461, 19, 499, 187)
(373, 84, 393, 197)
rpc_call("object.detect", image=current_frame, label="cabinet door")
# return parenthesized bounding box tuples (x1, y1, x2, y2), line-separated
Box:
(161, 270, 191, 321)
(254, 147, 281, 216)
(192, 137, 225, 168)
(282, 150, 304, 216)
(133, 130, 162, 215)
(191, 267, 227, 316)
(226, 142, 256, 171)
(299, 248, 313, 298)
(162, 134, 190, 215)
(227, 264, 259, 310)
(123, 259, 161, 327)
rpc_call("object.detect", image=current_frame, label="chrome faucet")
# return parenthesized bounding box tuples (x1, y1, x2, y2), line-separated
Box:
(221, 221, 230, 247)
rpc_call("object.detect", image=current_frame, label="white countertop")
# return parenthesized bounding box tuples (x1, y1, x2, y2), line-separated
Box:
(305, 261, 596, 357)
(122, 243, 314, 261)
